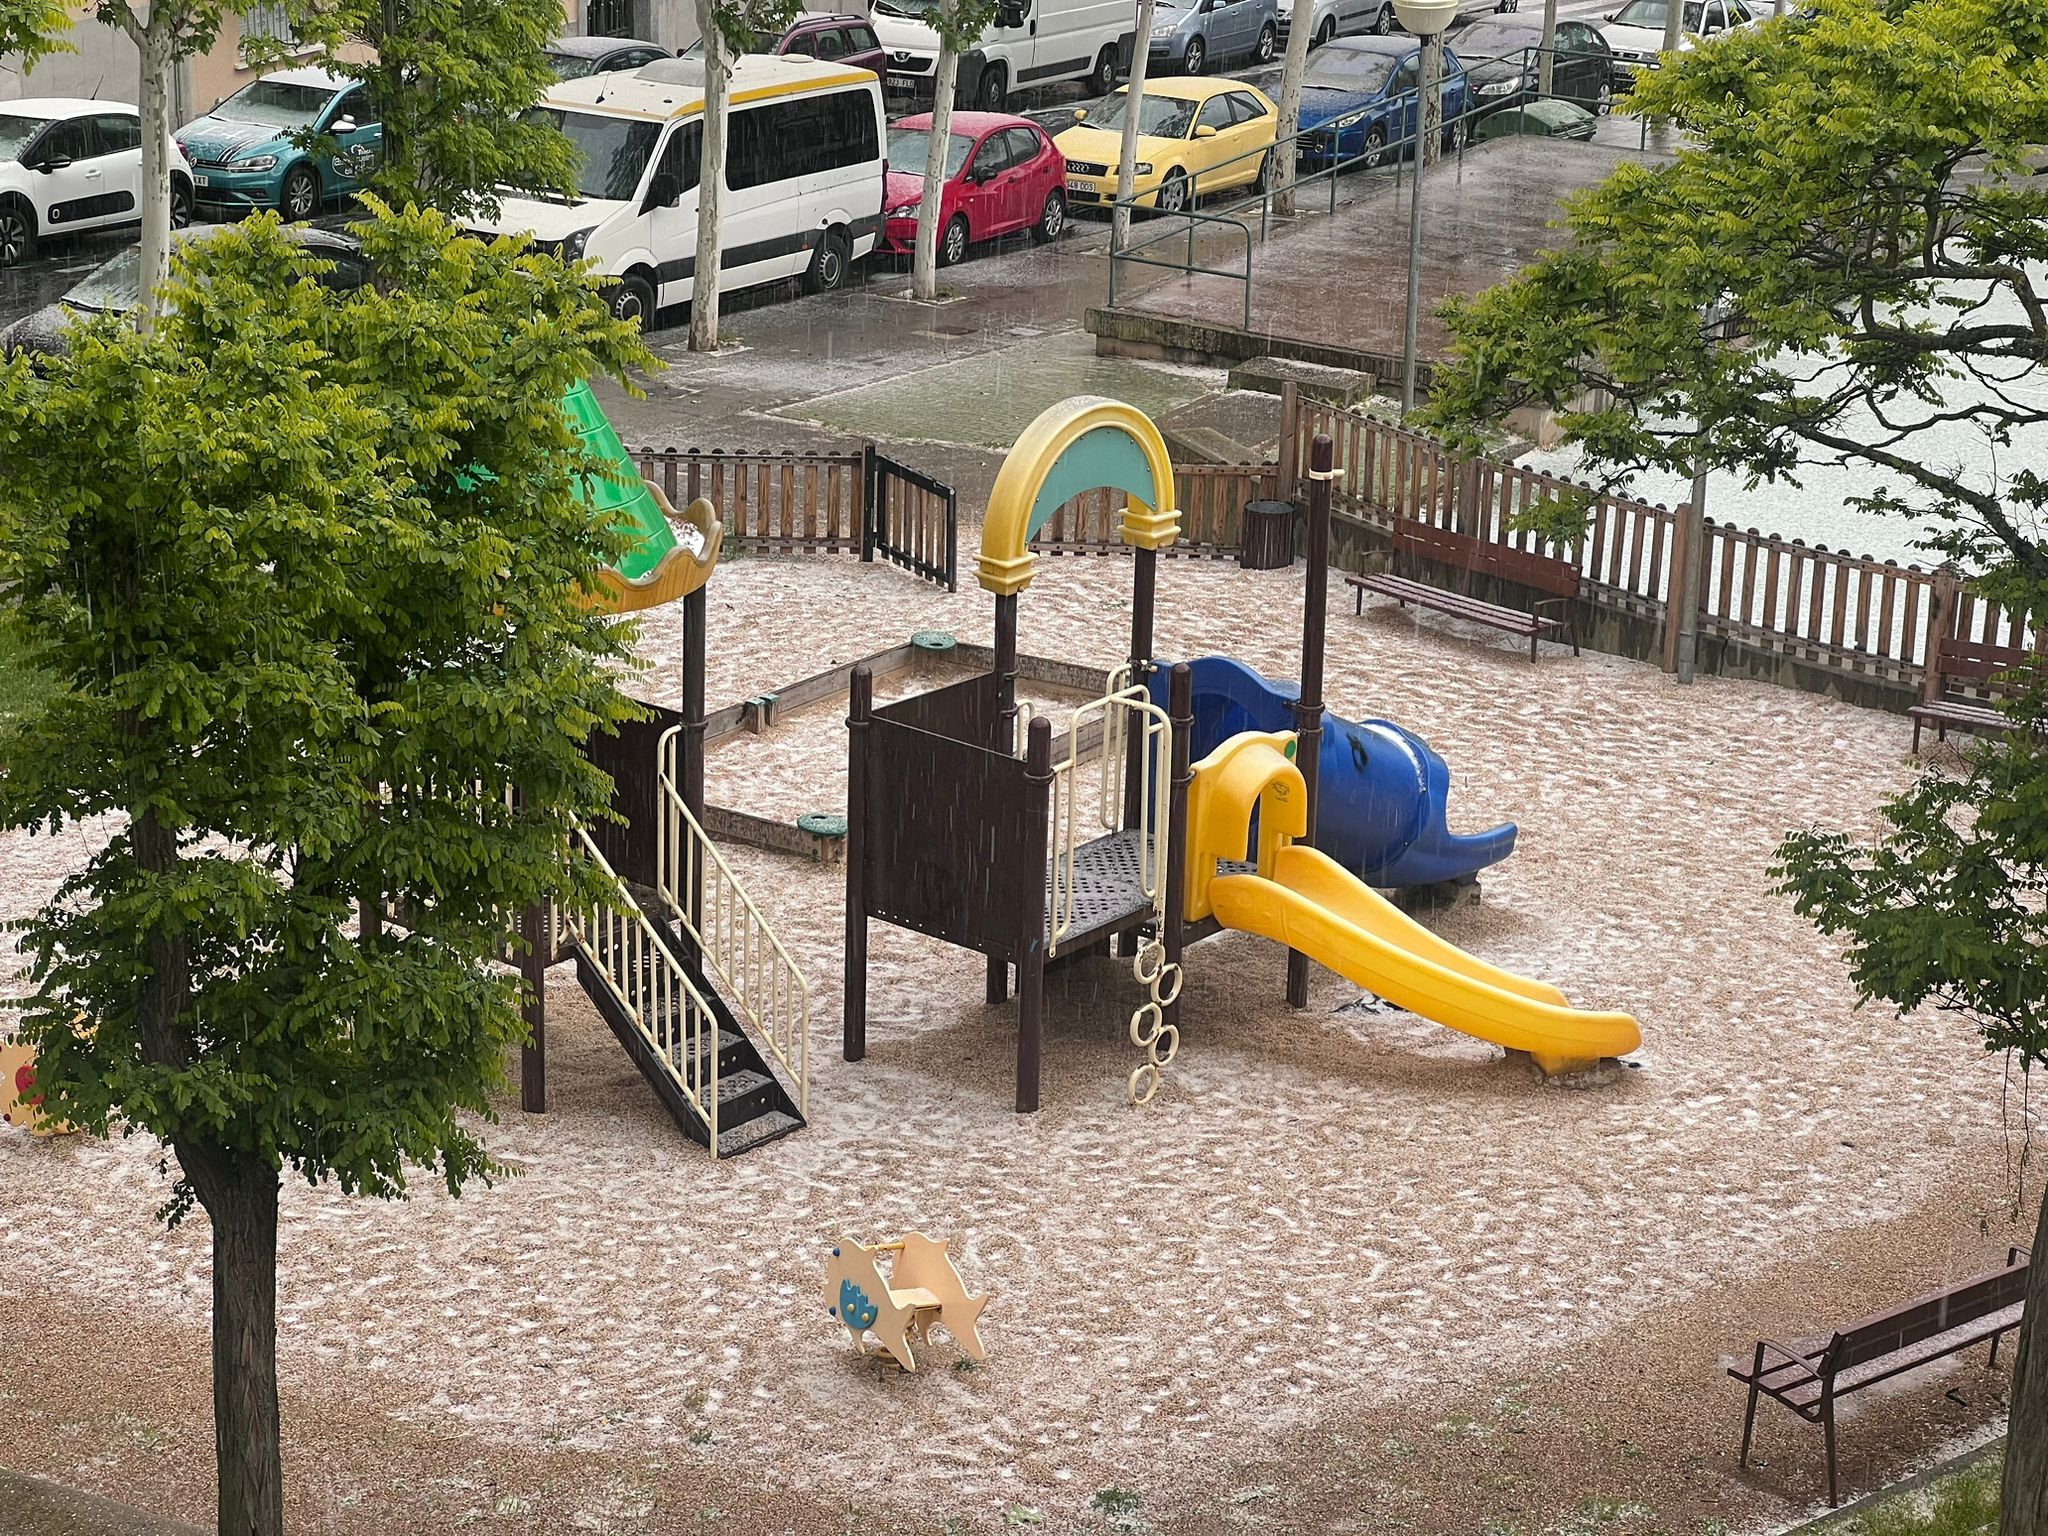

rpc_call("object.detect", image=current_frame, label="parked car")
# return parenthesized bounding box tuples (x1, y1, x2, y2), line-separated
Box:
(1470, 96, 1597, 140)
(174, 66, 382, 222)
(546, 34, 672, 78)
(875, 0, 1134, 111)
(881, 112, 1066, 264)
(1146, 0, 1280, 76)
(0, 99, 196, 267)
(470, 54, 885, 326)
(0, 218, 370, 357)
(1294, 35, 1470, 169)
(1277, 0, 1386, 51)
(1598, 0, 1760, 82)
(1057, 77, 1278, 215)
(682, 14, 888, 78)
(1454, 13, 1617, 116)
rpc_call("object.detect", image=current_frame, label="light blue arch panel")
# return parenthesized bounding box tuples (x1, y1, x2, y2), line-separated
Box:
(1024, 425, 1164, 542)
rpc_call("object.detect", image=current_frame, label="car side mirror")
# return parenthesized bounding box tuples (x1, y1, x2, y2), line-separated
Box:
(644, 172, 682, 210)
(331, 116, 358, 135)
(996, 0, 1028, 25)
(34, 153, 70, 173)
(1194, 123, 1218, 137)
(1072, 106, 1088, 120)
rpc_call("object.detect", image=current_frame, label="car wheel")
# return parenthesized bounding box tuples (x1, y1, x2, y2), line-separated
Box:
(280, 162, 320, 221)
(804, 228, 851, 293)
(1090, 43, 1120, 94)
(609, 271, 656, 329)
(1594, 79, 1614, 114)
(1033, 188, 1066, 243)
(1154, 166, 1190, 214)
(1370, 2, 1395, 32)
(975, 61, 1007, 111)
(1254, 21, 1277, 62)
(170, 176, 194, 230)
(0, 199, 34, 267)
(1315, 14, 1336, 45)
(1182, 35, 1206, 73)
(939, 213, 970, 267)
(1442, 116, 1467, 153)
(1361, 123, 1388, 168)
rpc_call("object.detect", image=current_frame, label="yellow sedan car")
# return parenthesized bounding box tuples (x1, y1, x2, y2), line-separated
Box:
(1056, 77, 1279, 215)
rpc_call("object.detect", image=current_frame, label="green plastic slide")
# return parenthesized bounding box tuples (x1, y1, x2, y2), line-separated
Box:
(562, 380, 720, 612)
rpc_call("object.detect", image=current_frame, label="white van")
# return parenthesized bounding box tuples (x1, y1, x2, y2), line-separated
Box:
(873, 0, 1137, 110)
(470, 54, 885, 325)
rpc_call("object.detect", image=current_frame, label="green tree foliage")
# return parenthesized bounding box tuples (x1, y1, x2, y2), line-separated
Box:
(0, 203, 649, 1536)
(1422, 0, 2048, 580)
(277, 0, 583, 219)
(0, 0, 74, 66)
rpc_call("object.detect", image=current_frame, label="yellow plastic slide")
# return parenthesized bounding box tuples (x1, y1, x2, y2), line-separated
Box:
(1207, 844, 1641, 1073)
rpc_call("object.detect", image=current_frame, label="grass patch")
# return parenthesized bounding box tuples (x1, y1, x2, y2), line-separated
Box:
(1804, 1451, 2001, 1536)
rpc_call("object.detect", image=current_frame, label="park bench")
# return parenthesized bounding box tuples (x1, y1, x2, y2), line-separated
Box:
(1727, 1247, 2030, 1506)
(1346, 519, 1581, 662)
(1909, 631, 2030, 753)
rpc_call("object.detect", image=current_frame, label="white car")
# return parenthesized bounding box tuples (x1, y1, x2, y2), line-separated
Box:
(1598, 0, 1760, 80)
(1280, 0, 1512, 48)
(0, 98, 195, 267)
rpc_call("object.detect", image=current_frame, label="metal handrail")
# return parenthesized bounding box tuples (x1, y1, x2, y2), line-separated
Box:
(654, 726, 811, 1120)
(1045, 677, 1173, 959)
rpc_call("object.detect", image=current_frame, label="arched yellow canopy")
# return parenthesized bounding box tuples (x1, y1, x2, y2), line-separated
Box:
(976, 396, 1181, 596)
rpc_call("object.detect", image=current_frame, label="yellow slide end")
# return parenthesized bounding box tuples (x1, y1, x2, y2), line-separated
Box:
(1209, 845, 1640, 1071)
(583, 491, 723, 614)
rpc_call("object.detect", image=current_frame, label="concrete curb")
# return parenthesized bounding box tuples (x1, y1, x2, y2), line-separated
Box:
(1779, 1434, 2006, 1534)
(0, 1469, 210, 1536)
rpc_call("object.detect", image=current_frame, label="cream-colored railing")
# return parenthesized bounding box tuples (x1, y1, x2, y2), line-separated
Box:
(655, 729, 810, 1119)
(557, 825, 727, 1153)
(1046, 674, 1173, 960)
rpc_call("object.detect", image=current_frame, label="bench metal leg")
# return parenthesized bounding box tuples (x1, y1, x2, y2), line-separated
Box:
(1529, 630, 1539, 663)
(1738, 1384, 1760, 1468)
(1824, 1404, 1840, 1507)
(1912, 719, 1923, 754)
(1569, 619, 1580, 658)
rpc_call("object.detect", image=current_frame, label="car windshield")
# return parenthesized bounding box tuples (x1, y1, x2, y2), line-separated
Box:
(886, 128, 976, 179)
(1454, 26, 1531, 62)
(1303, 50, 1401, 93)
(1088, 93, 1197, 139)
(1611, 0, 1702, 27)
(525, 107, 660, 202)
(546, 49, 602, 79)
(216, 78, 340, 127)
(61, 234, 215, 313)
(0, 113, 53, 163)
(872, 0, 940, 15)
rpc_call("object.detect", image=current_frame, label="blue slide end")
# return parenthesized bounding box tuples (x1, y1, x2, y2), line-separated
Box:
(1147, 655, 1517, 888)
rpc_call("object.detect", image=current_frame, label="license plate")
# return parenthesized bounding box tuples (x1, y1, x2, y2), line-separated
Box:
(1066, 177, 1091, 191)
(193, 174, 210, 187)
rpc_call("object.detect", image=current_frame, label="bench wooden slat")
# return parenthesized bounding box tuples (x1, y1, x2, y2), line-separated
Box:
(1345, 517, 1582, 662)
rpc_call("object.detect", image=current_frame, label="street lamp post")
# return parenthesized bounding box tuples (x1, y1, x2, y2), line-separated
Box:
(1395, 0, 1458, 415)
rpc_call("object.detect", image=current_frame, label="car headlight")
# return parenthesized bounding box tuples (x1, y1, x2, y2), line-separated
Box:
(1151, 23, 1177, 35)
(1132, 161, 1152, 175)
(234, 152, 279, 171)
(1332, 111, 1368, 128)
(888, 200, 919, 216)
(559, 227, 595, 260)
(1476, 79, 1520, 95)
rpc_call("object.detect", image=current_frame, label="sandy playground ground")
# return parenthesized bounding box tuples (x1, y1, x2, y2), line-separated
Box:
(0, 547, 2034, 1536)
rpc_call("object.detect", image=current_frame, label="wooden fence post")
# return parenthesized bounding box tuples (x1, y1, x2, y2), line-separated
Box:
(1662, 502, 1700, 676)
(1921, 566, 1961, 702)
(1278, 381, 1301, 503)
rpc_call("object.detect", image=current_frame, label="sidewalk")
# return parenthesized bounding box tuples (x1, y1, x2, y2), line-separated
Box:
(0, 1471, 207, 1536)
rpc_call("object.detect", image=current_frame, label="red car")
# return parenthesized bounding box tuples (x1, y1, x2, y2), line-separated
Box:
(880, 112, 1067, 266)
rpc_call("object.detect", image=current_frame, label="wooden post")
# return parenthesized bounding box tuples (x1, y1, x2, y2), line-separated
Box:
(859, 442, 877, 564)
(1016, 716, 1054, 1113)
(1119, 546, 1159, 957)
(844, 665, 871, 1063)
(1922, 565, 1961, 703)
(1660, 500, 1698, 675)
(1163, 662, 1194, 1036)
(519, 902, 547, 1113)
(1278, 381, 1302, 503)
(1286, 434, 1335, 1010)
(993, 593, 1020, 751)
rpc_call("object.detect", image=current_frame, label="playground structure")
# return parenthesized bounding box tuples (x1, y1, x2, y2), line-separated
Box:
(842, 396, 1642, 1111)
(824, 1233, 992, 1373)
(1, 1037, 67, 1138)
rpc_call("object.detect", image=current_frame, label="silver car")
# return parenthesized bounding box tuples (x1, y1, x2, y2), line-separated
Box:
(1146, 0, 1281, 75)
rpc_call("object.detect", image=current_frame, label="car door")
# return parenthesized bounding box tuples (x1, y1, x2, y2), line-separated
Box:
(1187, 92, 1237, 193)
(1695, 0, 1724, 36)
(323, 85, 381, 195)
(959, 128, 1010, 237)
(28, 118, 109, 235)
(810, 26, 851, 64)
(843, 21, 888, 76)
(1225, 90, 1272, 185)
(1387, 53, 1419, 148)
(1560, 23, 1606, 105)
(646, 120, 702, 308)
(1001, 126, 1049, 227)
(1210, 0, 1252, 55)
(90, 112, 144, 226)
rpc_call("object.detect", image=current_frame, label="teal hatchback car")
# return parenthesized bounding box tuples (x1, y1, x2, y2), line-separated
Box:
(174, 65, 381, 221)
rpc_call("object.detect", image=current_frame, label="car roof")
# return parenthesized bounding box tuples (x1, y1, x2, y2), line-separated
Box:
(789, 12, 871, 25)
(895, 110, 1039, 135)
(0, 98, 139, 118)
(547, 33, 664, 56)
(1123, 75, 1254, 103)
(549, 51, 875, 119)
(1320, 34, 1414, 58)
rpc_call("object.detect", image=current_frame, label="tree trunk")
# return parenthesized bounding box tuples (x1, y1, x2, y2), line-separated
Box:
(186, 1144, 284, 1536)
(1418, 31, 1443, 168)
(1270, 0, 1311, 217)
(912, 42, 961, 303)
(1538, 0, 1558, 97)
(134, 19, 175, 334)
(2001, 1180, 2047, 1536)
(1111, 0, 1157, 242)
(689, 1, 727, 352)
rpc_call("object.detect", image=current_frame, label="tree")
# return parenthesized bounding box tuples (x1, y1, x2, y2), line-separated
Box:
(0, 204, 648, 1536)
(689, 0, 800, 350)
(1423, 2, 2048, 1525)
(1268, 0, 1313, 216)
(912, 0, 1001, 303)
(1111, 0, 1159, 243)
(279, 0, 583, 222)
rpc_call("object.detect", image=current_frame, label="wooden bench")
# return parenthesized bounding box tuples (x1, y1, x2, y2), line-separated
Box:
(1909, 631, 2029, 753)
(1727, 1248, 2029, 1506)
(1347, 519, 1581, 662)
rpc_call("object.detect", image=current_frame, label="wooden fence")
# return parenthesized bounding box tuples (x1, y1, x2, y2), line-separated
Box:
(1291, 392, 2035, 690)
(1031, 463, 1279, 557)
(630, 446, 866, 555)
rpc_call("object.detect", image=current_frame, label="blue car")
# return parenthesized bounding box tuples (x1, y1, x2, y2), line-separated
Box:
(1294, 36, 1469, 170)
(174, 66, 382, 222)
